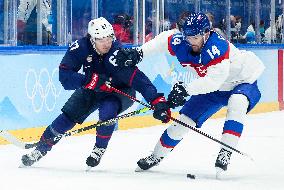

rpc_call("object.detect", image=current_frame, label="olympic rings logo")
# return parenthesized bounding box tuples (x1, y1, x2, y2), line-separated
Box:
(25, 68, 62, 113)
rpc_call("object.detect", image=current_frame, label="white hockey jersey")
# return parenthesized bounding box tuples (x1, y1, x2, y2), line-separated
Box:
(142, 30, 265, 95)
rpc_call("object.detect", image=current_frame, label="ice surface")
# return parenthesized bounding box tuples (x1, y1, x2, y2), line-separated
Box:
(1, 111, 284, 190)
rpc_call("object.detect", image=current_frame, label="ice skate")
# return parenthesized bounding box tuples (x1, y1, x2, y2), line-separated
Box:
(86, 146, 106, 169)
(135, 153, 163, 172)
(21, 149, 47, 167)
(215, 148, 232, 179)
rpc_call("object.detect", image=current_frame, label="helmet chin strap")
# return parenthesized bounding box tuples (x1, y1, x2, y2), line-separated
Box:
(202, 32, 210, 48)
(90, 38, 103, 55)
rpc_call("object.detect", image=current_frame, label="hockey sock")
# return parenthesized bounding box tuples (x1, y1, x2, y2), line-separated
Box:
(37, 113, 75, 152)
(221, 120, 243, 150)
(95, 124, 116, 148)
(95, 97, 120, 149)
(153, 114, 193, 158)
(219, 94, 248, 153)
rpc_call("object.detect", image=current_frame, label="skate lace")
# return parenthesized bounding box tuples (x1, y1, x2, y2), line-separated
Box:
(217, 149, 232, 165)
(145, 154, 161, 165)
(29, 150, 43, 161)
(90, 147, 105, 161)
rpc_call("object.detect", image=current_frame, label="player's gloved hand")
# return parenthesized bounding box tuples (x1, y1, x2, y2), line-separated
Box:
(84, 73, 113, 92)
(168, 81, 189, 108)
(151, 95, 171, 123)
(115, 47, 143, 67)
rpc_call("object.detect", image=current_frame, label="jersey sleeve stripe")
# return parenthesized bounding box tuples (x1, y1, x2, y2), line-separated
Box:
(128, 66, 138, 86)
(59, 64, 70, 70)
(168, 34, 176, 56)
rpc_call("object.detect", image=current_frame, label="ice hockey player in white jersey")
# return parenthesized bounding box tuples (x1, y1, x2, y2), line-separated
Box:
(115, 12, 265, 178)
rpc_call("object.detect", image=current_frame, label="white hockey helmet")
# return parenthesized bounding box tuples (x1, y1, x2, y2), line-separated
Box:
(88, 17, 115, 39)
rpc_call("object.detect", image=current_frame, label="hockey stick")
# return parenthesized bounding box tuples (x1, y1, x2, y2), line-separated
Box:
(0, 107, 150, 149)
(0, 130, 27, 149)
(109, 86, 253, 160)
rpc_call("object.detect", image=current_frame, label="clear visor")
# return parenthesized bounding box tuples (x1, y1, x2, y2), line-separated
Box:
(94, 36, 113, 44)
(90, 36, 114, 52)
(185, 34, 203, 44)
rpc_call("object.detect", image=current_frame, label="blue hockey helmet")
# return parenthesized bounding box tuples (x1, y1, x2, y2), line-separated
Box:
(183, 12, 210, 37)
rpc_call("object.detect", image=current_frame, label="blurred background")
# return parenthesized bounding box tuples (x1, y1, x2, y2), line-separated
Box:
(0, 0, 284, 46)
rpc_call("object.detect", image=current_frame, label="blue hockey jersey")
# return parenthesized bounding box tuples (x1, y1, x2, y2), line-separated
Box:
(59, 37, 160, 102)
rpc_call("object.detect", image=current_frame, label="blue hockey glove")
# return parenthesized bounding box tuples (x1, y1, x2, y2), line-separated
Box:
(115, 47, 143, 67)
(168, 82, 188, 108)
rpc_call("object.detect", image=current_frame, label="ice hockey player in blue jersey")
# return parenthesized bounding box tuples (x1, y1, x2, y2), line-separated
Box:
(21, 17, 171, 168)
(116, 12, 265, 178)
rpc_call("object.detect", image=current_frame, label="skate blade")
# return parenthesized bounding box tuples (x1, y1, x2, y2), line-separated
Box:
(19, 163, 29, 168)
(135, 166, 145, 172)
(85, 166, 93, 172)
(215, 167, 225, 179)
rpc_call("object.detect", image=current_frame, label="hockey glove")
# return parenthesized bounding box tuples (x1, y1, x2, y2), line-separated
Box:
(84, 73, 113, 92)
(115, 47, 143, 67)
(168, 81, 189, 108)
(151, 95, 171, 123)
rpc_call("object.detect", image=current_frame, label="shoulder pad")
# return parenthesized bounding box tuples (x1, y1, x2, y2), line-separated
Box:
(201, 32, 229, 66)
(68, 38, 89, 53)
(61, 38, 90, 68)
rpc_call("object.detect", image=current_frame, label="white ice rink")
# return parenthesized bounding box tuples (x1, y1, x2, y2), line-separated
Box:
(1, 111, 284, 190)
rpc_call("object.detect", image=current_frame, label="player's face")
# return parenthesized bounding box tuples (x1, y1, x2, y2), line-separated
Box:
(186, 34, 204, 52)
(95, 37, 113, 54)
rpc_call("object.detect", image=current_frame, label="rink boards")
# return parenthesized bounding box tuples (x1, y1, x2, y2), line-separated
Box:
(0, 45, 283, 144)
